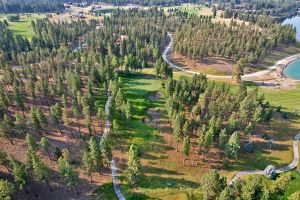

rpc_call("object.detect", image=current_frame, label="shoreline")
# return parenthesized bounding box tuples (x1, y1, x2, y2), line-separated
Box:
(279, 55, 300, 80)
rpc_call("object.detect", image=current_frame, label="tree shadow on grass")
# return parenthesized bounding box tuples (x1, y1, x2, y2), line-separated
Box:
(139, 175, 200, 190)
(143, 166, 184, 176)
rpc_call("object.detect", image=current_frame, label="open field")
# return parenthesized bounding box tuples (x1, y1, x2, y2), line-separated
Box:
(0, 14, 46, 39)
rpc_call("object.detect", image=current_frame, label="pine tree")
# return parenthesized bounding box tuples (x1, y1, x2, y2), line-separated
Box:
(127, 145, 142, 185)
(25, 133, 37, 151)
(50, 103, 63, 134)
(182, 136, 190, 165)
(200, 170, 225, 200)
(0, 179, 14, 200)
(218, 187, 231, 200)
(10, 158, 30, 193)
(30, 107, 42, 133)
(57, 157, 79, 195)
(36, 107, 47, 131)
(0, 151, 10, 172)
(40, 137, 51, 160)
(112, 119, 119, 136)
(32, 153, 53, 192)
(15, 113, 26, 135)
(82, 148, 93, 182)
(219, 129, 227, 151)
(97, 107, 105, 130)
(225, 131, 240, 158)
(88, 136, 102, 174)
(102, 139, 112, 165)
(0, 120, 14, 145)
(71, 101, 81, 136)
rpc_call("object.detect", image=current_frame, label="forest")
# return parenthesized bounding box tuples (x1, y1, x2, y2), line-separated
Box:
(173, 15, 296, 65)
(0, 0, 65, 13)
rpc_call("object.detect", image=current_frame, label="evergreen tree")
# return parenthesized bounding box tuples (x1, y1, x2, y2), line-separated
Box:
(82, 148, 93, 182)
(25, 133, 37, 151)
(0, 179, 14, 200)
(57, 157, 79, 195)
(182, 136, 190, 165)
(32, 153, 53, 192)
(88, 136, 102, 174)
(225, 132, 240, 158)
(102, 139, 112, 165)
(40, 137, 51, 160)
(200, 170, 226, 200)
(127, 145, 142, 185)
(11, 158, 30, 193)
(15, 113, 26, 135)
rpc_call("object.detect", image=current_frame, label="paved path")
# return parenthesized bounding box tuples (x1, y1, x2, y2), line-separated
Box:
(100, 91, 126, 200)
(229, 133, 300, 185)
(163, 32, 300, 80)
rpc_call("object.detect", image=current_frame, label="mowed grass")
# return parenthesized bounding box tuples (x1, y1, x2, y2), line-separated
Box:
(261, 84, 300, 112)
(0, 14, 46, 39)
(117, 72, 163, 146)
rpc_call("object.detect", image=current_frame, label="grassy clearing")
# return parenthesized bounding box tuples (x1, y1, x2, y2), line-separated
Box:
(163, 3, 211, 16)
(0, 13, 45, 39)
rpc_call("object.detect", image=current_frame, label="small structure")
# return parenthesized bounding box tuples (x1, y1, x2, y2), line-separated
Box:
(264, 165, 276, 179)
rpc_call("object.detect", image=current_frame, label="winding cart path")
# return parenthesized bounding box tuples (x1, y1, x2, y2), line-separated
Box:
(100, 91, 126, 200)
(229, 133, 300, 185)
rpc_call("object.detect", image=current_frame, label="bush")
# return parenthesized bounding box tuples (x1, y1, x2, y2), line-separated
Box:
(262, 133, 270, 140)
(7, 15, 20, 22)
(244, 141, 254, 153)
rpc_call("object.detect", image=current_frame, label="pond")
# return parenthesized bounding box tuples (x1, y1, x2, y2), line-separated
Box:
(282, 15, 300, 41)
(281, 15, 300, 80)
(283, 58, 300, 80)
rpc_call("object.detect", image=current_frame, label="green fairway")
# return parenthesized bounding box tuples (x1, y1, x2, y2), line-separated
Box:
(261, 84, 300, 112)
(0, 13, 46, 39)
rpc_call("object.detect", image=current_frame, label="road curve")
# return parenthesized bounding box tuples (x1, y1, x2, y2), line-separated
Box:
(163, 32, 300, 80)
(229, 133, 300, 185)
(100, 91, 126, 200)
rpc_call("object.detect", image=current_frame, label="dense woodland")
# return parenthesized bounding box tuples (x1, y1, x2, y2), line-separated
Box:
(173, 15, 296, 66)
(0, 0, 65, 13)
